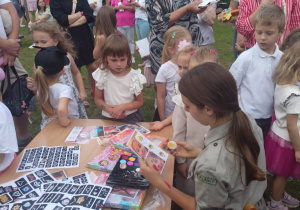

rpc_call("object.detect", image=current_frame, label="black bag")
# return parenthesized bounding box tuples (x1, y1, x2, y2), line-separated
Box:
(1, 65, 34, 117)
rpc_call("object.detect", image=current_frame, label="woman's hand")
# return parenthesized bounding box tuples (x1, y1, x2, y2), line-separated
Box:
(138, 157, 165, 187)
(131, 2, 140, 7)
(170, 141, 202, 159)
(114, 5, 119, 10)
(187, 0, 207, 14)
(176, 162, 188, 178)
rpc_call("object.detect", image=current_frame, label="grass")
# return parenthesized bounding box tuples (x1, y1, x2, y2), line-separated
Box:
(18, 20, 300, 208)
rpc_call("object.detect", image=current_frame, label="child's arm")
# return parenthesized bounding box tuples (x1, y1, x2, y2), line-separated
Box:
(94, 87, 113, 114)
(287, 114, 300, 162)
(110, 93, 143, 119)
(172, 105, 188, 178)
(27, 77, 37, 95)
(57, 97, 71, 127)
(139, 158, 197, 210)
(67, 54, 87, 102)
(156, 82, 166, 120)
(150, 113, 172, 131)
(93, 35, 105, 60)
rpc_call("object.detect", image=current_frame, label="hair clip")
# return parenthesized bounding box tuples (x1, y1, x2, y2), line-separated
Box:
(172, 32, 176, 39)
(178, 40, 191, 52)
(190, 50, 196, 55)
(211, 49, 216, 54)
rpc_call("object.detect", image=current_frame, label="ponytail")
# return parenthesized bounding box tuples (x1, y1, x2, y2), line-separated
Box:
(35, 66, 55, 117)
(179, 63, 266, 185)
(229, 110, 266, 185)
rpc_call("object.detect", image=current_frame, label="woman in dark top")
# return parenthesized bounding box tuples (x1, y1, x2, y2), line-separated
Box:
(50, 0, 96, 90)
(146, 0, 205, 74)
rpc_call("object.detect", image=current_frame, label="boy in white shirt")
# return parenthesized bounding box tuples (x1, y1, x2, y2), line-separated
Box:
(230, 5, 285, 138)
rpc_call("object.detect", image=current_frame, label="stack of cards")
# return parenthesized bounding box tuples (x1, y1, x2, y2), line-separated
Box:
(65, 126, 97, 144)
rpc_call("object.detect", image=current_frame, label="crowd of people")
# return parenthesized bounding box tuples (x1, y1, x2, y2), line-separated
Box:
(1, 0, 300, 209)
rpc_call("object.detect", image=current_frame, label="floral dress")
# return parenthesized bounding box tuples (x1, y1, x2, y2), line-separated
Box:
(145, 0, 203, 74)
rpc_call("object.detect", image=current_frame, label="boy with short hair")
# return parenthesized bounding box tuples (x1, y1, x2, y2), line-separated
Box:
(230, 5, 284, 138)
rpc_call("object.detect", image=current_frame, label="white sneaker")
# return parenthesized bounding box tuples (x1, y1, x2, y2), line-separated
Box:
(20, 24, 25, 28)
(132, 56, 135, 64)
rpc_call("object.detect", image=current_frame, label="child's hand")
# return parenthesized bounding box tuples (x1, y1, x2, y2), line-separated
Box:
(170, 141, 202, 159)
(27, 77, 37, 94)
(149, 121, 165, 131)
(176, 162, 188, 178)
(114, 5, 119, 10)
(59, 118, 70, 127)
(295, 151, 300, 163)
(109, 105, 126, 119)
(78, 91, 87, 101)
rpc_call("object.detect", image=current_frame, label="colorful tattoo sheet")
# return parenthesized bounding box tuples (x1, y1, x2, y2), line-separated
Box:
(127, 130, 169, 174)
(16, 146, 80, 173)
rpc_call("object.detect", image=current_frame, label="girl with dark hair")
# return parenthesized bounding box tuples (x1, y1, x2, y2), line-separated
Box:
(35, 0, 52, 23)
(139, 63, 267, 209)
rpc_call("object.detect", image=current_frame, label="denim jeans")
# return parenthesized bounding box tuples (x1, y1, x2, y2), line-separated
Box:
(135, 18, 150, 40)
(117, 25, 135, 54)
(88, 15, 96, 33)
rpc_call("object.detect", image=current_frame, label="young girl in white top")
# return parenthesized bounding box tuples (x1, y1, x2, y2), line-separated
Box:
(29, 22, 87, 119)
(264, 42, 300, 210)
(154, 26, 191, 121)
(92, 34, 146, 123)
(173, 47, 219, 197)
(139, 63, 267, 209)
(32, 46, 79, 129)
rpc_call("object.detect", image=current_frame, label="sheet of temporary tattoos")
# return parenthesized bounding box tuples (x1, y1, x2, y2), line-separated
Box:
(0, 169, 55, 206)
(31, 182, 112, 210)
(16, 146, 81, 173)
(41, 172, 92, 193)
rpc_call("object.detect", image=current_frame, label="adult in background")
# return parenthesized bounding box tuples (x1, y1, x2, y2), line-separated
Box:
(21, 0, 37, 25)
(50, 0, 97, 92)
(30, 0, 53, 26)
(236, 0, 300, 49)
(110, 0, 135, 63)
(146, 0, 205, 75)
(0, 0, 32, 148)
(11, 0, 25, 27)
(88, 0, 110, 32)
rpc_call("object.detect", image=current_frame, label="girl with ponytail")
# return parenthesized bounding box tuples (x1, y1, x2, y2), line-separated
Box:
(28, 46, 79, 129)
(138, 63, 267, 209)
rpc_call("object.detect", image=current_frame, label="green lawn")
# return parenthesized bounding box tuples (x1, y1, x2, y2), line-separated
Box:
(18, 20, 300, 208)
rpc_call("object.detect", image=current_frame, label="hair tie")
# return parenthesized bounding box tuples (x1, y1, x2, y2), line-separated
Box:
(190, 50, 196, 55)
(172, 31, 176, 39)
(178, 40, 191, 52)
(211, 49, 216, 54)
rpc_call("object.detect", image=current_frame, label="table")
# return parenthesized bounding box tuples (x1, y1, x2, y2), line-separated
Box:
(0, 119, 175, 209)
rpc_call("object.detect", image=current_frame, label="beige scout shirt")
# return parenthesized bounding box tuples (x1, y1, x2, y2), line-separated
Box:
(188, 115, 267, 209)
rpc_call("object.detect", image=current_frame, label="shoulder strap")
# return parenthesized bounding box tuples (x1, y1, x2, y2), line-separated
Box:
(72, 0, 77, 14)
(0, 65, 10, 94)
